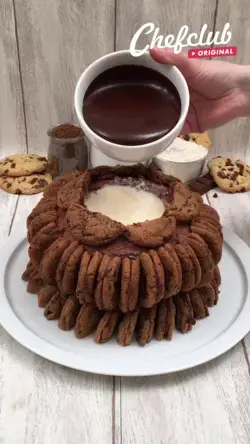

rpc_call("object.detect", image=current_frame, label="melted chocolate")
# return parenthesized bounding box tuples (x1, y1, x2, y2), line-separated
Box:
(83, 65, 181, 145)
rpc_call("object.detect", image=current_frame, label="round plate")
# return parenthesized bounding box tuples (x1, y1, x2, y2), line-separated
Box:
(0, 228, 250, 376)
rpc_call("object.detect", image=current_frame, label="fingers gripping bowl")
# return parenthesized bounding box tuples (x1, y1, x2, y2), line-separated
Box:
(23, 164, 223, 346)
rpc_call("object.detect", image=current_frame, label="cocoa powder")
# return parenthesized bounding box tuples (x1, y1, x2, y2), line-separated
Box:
(47, 123, 88, 178)
(52, 124, 83, 139)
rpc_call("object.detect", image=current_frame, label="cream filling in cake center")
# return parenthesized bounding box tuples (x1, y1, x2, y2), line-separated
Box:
(85, 184, 165, 225)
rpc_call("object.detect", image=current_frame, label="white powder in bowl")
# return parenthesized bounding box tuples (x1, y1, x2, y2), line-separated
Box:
(157, 138, 208, 162)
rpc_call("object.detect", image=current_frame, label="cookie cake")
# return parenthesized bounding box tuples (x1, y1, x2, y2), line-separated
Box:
(22, 163, 222, 346)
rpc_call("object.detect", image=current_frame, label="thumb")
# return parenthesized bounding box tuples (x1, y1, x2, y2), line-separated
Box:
(149, 47, 203, 80)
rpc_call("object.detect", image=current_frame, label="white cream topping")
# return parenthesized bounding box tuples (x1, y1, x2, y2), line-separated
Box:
(157, 138, 208, 162)
(85, 184, 164, 225)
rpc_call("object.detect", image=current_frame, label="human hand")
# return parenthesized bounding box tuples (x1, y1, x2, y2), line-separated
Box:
(150, 47, 250, 133)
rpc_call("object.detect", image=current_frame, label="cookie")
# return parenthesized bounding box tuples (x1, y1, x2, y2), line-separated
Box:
(43, 176, 68, 198)
(39, 238, 71, 284)
(28, 210, 57, 242)
(186, 233, 214, 287)
(193, 216, 222, 239)
(125, 217, 176, 248)
(173, 244, 196, 292)
(76, 251, 92, 304)
(165, 244, 183, 295)
(95, 255, 121, 310)
(183, 242, 202, 287)
(139, 252, 158, 308)
(208, 157, 250, 193)
(61, 245, 84, 295)
(148, 250, 165, 304)
(198, 203, 220, 222)
(0, 172, 52, 195)
(180, 131, 211, 149)
(27, 277, 43, 294)
(44, 291, 66, 320)
(0, 153, 48, 177)
(167, 182, 199, 222)
(58, 295, 81, 331)
(74, 305, 102, 339)
(38, 284, 58, 308)
(120, 257, 140, 312)
(27, 269, 43, 293)
(174, 293, 196, 333)
(158, 245, 182, 298)
(81, 252, 103, 304)
(117, 310, 139, 346)
(190, 223, 222, 264)
(56, 241, 79, 291)
(29, 222, 59, 268)
(27, 197, 57, 227)
(155, 298, 176, 341)
(189, 289, 209, 319)
(211, 279, 220, 305)
(214, 265, 221, 287)
(22, 261, 35, 281)
(94, 311, 121, 343)
(137, 305, 157, 346)
(198, 283, 218, 307)
(66, 203, 123, 245)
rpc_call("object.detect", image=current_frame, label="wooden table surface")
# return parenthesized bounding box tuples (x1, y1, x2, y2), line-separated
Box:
(1, 1, 250, 443)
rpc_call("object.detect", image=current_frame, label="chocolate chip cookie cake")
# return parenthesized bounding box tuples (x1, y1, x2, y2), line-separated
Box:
(22, 164, 222, 346)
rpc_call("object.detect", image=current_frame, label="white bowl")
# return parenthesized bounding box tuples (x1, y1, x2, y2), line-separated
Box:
(154, 150, 208, 183)
(89, 143, 149, 168)
(74, 50, 190, 163)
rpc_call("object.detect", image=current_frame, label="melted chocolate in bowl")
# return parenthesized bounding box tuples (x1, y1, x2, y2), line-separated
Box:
(83, 65, 181, 146)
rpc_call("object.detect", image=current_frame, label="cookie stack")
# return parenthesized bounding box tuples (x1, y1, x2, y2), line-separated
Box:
(0, 154, 52, 194)
(22, 165, 223, 347)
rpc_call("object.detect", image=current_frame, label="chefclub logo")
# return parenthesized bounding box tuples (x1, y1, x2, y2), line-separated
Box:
(130, 23, 237, 59)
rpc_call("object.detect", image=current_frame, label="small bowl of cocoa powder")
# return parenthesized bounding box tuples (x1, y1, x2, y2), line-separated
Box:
(47, 123, 89, 177)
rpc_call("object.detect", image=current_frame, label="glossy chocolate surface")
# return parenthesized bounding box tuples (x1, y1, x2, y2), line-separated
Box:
(83, 65, 181, 145)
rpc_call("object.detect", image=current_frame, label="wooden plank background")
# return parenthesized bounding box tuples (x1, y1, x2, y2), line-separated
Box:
(0, 0, 250, 443)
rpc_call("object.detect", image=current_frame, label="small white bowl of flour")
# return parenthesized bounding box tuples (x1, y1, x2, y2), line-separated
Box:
(154, 137, 208, 182)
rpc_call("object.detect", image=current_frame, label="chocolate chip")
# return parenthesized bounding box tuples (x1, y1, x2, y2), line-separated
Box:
(241, 187, 246, 192)
(217, 171, 226, 179)
(183, 134, 190, 141)
(228, 167, 234, 171)
(15, 188, 21, 194)
(230, 172, 239, 181)
(7, 183, 11, 188)
(37, 179, 48, 187)
(11, 162, 16, 168)
(213, 193, 218, 198)
(4, 169, 9, 174)
(225, 159, 234, 167)
(236, 162, 244, 175)
(38, 156, 47, 162)
(29, 178, 37, 184)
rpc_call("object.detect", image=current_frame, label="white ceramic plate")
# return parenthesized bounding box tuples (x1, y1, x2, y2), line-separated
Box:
(0, 228, 250, 376)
